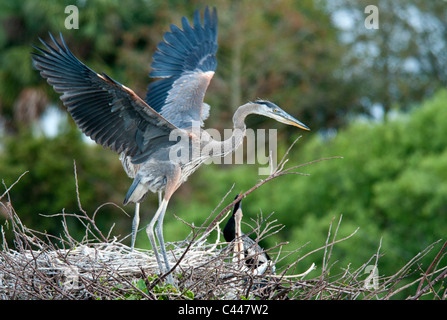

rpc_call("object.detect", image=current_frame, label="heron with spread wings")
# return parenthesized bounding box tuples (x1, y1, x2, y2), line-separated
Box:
(32, 7, 309, 282)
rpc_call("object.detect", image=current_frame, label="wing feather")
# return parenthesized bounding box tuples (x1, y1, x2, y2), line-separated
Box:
(32, 33, 178, 163)
(145, 7, 218, 128)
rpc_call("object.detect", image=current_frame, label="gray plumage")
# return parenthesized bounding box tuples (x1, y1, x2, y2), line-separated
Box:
(31, 7, 309, 284)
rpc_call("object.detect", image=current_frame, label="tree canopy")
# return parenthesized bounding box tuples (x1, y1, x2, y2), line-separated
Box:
(1, 0, 446, 299)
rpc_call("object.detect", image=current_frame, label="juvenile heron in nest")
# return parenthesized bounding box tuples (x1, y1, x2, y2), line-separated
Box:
(31, 7, 309, 282)
(224, 195, 275, 275)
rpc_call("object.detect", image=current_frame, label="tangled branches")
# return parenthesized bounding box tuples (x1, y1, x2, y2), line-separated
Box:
(1, 138, 446, 300)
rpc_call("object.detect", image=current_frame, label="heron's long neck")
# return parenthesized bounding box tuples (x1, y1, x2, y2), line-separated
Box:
(233, 102, 257, 131)
(208, 103, 257, 157)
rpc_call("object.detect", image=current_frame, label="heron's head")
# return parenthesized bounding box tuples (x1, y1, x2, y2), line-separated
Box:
(253, 100, 310, 131)
(232, 194, 242, 216)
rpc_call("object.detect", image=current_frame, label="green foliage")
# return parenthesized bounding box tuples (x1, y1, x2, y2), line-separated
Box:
(0, 0, 370, 134)
(329, 0, 447, 115)
(0, 123, 135, 241)
(0, 0, 160, 131)
(166, 90, 447, 298)
(117, 275, 194, 300)
(0, 0, 446, 300)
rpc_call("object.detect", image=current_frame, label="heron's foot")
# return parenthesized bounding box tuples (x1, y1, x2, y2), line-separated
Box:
(151, 252, 174, 285)
(163, 271, 174, 285)
(160, 259, 174, 285)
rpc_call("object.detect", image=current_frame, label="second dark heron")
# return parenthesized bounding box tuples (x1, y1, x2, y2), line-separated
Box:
(224, 195, 275, 275)
(31, 7, 309, 282)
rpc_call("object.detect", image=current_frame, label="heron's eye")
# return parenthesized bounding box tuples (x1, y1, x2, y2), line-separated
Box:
(273, 108, 279, 113)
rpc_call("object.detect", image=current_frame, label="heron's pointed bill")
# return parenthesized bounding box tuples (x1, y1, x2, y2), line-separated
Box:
(273, 110, 310, 131)
(285, 115, 310, 131)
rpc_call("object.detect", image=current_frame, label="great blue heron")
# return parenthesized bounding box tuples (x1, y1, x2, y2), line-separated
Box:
(223, 195, 275, 275)
(31, 7, 309, 282)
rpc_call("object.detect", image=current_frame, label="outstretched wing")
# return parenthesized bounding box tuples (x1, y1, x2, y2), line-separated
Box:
(145, 6, 218, 128)
(32, 33, 178, 164)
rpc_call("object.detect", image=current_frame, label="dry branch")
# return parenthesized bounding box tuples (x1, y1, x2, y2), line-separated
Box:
(1, 139, 445, 300)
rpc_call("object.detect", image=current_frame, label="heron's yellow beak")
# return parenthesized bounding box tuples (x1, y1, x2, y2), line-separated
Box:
(265, 105, 310, 131)
(281, 113, 310, 131)
(287, 118, 310, 130)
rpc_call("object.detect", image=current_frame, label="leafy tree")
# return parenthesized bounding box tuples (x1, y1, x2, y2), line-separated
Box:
(0, 123, 142, 242)
(213, 0, 363, 130)
(166, 90, 447, 298)
(0, 0, 159, 133)
(327, 0, 447, 118)
(0, 1, 445, 300)
(0, 0, 362, 243)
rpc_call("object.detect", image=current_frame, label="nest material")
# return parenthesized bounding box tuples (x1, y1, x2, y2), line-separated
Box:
(0, 139, 331, 300)
(2, 153, 447, 300)
(0, 235, 282, 300)
(0, 171, 302, 300)
(0, 190, 308, 300)
(1, 198, 447, 300)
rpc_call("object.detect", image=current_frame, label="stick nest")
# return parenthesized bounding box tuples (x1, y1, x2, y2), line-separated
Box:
(1, 144, 446, 300)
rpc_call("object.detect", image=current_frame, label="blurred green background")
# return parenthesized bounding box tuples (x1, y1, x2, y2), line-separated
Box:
(1, 0, 446, 298)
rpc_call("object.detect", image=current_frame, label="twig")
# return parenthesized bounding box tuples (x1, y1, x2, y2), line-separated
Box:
(203, 141, 342, 235)
(1, 171, 29, 201)
(409, 240, 447, 300)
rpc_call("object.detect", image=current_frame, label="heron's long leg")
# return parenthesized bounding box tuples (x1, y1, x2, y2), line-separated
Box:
(130, 202, 140, 252)
(155, 199, 170, 274)
(150, 166, 180, 284)
(146, 199, 168, 277)
(153, 198, 174, 284)
(155, 191, 170, 271)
